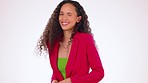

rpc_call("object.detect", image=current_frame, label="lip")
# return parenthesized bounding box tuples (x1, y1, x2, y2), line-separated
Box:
(61, 22, 70, 26)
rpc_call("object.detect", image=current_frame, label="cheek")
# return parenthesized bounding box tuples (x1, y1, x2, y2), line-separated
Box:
(70, 17, 78, 23)
(70, 20, 77, 26)
(58, 16, 61, 21)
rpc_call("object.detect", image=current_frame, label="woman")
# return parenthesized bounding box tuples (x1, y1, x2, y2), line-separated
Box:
(37, 0, 104, 83)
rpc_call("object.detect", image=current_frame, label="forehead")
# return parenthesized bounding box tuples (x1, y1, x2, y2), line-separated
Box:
(60, 3, 76, 12)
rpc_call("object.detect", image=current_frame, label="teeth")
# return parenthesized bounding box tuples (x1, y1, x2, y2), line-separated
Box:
(62, 22, 68, 25)
(62, 22, 69, 25)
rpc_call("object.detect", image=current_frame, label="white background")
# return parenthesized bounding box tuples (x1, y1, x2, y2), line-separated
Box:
(0, 0, 148, 83)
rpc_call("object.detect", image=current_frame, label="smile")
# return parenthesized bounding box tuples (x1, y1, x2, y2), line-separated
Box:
(61, 22, 69, 26)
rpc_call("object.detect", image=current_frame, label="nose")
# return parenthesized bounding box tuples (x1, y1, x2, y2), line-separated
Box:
(61, 15, 67, 20)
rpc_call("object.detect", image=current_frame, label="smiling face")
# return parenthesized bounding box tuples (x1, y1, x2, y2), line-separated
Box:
(59, 3, 81, 32)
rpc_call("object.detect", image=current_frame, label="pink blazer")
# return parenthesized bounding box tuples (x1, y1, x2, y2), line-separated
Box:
(48, 32, 104, 83)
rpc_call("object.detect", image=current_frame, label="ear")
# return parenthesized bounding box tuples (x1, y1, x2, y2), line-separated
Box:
(76, 16, 82, 23)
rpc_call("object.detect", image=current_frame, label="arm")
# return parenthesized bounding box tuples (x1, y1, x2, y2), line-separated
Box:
(47, 43, 59, 83)
(70, 40, 104, 83)
(51, 71, 58, 83)
(52, 80, 59, 83)
(59, 78, 71, 83)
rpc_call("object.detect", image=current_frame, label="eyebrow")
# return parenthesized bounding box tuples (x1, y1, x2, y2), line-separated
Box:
(60, 11, 72, 14)
(67, 12, 72, 15)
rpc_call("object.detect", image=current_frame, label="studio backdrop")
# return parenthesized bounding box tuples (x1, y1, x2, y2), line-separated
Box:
(0, 0, 148, 83)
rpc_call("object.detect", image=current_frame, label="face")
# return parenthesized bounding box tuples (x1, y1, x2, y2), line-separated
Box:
(59, 3, 81, 32)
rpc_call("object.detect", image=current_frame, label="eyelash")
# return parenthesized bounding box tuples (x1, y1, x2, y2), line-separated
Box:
(68, 14, 71, 16)
(59, 13, 72, 16)
(59, 13, 64, 16)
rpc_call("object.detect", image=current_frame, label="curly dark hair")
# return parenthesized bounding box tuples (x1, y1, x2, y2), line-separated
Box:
(37, 0, 92, 55)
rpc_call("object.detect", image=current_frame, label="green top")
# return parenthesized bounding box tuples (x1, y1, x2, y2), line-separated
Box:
(58, 58, 68, 79)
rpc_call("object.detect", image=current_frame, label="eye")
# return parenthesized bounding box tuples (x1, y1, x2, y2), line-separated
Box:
(67, 13, 72, 16)
(59, 12, 64, 16)
(59, 13, 64, 16)
(68, 14, 72, 16)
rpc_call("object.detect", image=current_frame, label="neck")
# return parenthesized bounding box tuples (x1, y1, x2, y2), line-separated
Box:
(62, 31, 73, 42)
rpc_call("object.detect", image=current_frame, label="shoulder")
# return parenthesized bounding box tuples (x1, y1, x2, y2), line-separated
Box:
(79, 32, 94, 40)
(78, 32, 94, 43)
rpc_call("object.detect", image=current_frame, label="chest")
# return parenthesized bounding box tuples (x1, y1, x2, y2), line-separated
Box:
(58, 44, 72, 58)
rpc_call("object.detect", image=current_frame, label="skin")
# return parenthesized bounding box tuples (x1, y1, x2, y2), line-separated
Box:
(58, 3, 81, 58)
(52, 80, 58, 83)
(59, 3, 81, 34)
(52, 3, 82, 83)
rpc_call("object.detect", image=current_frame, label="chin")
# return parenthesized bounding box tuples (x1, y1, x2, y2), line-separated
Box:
(62, 29, 70, 31)
(62, 28, 74, 32)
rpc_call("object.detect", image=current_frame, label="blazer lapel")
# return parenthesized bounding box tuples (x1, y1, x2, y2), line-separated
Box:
(66, 32, 80, 78)
(50, 41, 64, 80)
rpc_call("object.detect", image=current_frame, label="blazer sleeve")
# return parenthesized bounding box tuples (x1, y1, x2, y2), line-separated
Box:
(70, 39, 104, 83)
(51, 71, 57, 83)
(47, 43, 58, 83)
